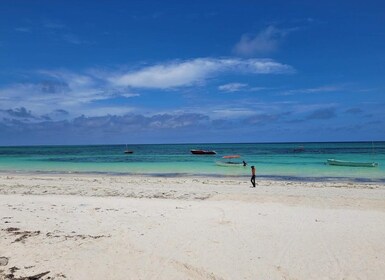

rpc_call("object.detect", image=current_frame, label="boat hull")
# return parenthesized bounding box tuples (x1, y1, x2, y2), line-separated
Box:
(216, 161, 244, 167)
(327, 159, 378, 167)
(191, 150, 216, 155)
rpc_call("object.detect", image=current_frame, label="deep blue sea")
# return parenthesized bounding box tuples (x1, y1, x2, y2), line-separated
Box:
(0, 142, 384, 182)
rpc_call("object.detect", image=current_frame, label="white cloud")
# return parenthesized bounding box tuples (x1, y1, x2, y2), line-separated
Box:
(0, 57, 293, 119)
(109, 58, 293, 89)
(109, 59, 218, 88)
(233, 26, 289, 56)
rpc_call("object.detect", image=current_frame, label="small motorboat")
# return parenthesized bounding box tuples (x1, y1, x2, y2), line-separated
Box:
(191, 149, 216, 155)
(216, 155, 247, 167)
(326, 159, 378, 167)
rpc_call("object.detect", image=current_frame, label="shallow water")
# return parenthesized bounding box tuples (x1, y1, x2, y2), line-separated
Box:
(0, 142, 384, 181)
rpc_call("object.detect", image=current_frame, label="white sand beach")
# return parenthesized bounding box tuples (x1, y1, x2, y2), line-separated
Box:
(0, 173, 385, 279)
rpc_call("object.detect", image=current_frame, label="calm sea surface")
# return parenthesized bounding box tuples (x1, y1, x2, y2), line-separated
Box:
(0, 142, 384, 182)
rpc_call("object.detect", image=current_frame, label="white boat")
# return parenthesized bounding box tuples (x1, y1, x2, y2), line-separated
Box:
(326, 159, 378, 167)
(216, 155, 247, 167)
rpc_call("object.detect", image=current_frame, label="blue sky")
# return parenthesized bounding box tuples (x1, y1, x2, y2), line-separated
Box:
(1, 0, 384, 145)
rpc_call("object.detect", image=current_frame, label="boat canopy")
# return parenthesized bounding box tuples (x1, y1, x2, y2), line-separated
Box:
(222, 155, 240, 159)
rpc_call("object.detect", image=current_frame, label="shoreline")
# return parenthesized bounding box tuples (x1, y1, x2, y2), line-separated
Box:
(1, 172, 384, 279)
(1, 169, 384, 183)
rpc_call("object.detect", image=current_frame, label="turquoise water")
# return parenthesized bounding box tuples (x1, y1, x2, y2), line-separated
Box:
(0, 142, 384, 182)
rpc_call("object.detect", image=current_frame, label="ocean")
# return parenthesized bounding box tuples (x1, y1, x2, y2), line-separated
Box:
(0, 142, 384, 182)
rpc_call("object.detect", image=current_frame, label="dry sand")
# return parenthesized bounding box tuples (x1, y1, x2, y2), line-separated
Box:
(0, 173, 384, 280)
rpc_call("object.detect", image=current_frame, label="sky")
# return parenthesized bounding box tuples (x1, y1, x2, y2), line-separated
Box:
(1, 0, 384, 145)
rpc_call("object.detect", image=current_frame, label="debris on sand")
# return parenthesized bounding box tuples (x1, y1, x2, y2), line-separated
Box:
(2, 228, 40, 243)
(2, 269, 50, 280)
(0, 257, 9, 266)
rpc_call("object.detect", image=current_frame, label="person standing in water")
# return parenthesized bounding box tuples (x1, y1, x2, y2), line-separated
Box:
(250, 166, 256, 188)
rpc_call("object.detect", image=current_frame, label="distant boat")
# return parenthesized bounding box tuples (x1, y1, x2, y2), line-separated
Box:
(326, 159, 378, 167)
(190, 149, 216, 155)
(293, 145, 305, 152)
(216, 155, 247, 167)
(124, 145, 133, 154)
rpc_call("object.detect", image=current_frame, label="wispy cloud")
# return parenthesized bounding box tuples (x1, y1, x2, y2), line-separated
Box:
(207, 101, 294, 119)
(218, 83, 269, 93)
(42, 20, 66, 30)
(0, 57, 293, 120)
(218, 83, 248, 92)
(243, 112, 291, 125)
(345, 108, 363, 115)
(62, 34, 82, 44)
(306, 108, 336, 120)
(1, 107, 36, 119)
(0, 70, 139, 118)
(212, 108, 256, 118)
(280, 86, 341, 96)
(62, 33, 90, 45)
(291, 103, 337, 115)
(233, 26, 292, 56)
(0, 111, 211, 133)
(109, 58, 294, 89)
(15, 27, 31, 33)
(41, 20, 88, 45)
